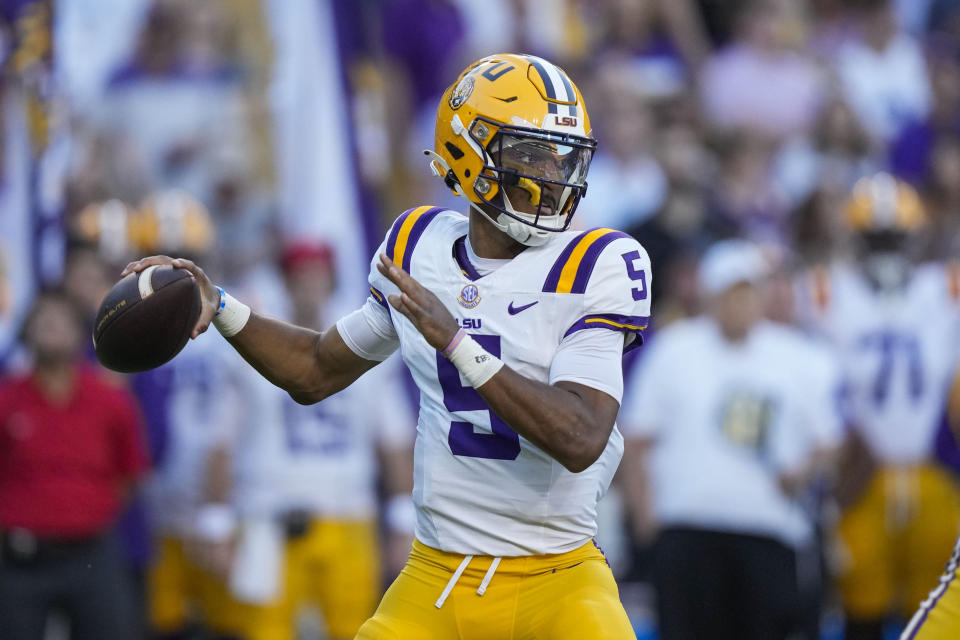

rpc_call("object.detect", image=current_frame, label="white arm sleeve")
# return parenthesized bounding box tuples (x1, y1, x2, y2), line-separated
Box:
(335, 297, 400, 362)
(549, 329, 626, 403)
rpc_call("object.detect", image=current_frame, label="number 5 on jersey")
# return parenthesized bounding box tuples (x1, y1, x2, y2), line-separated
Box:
(436, 334, 521, 460)
(622, 250, 648, 301)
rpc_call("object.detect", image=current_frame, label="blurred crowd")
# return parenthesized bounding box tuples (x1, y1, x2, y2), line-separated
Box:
(2, 0, 960, 638)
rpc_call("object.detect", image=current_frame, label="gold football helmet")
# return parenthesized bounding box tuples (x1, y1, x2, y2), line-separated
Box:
(843, 173, 928, 291)
(130, 189, 214, 255)
(844, 172, 927, 234)
(428, 53, 596, 246)
(72, 199, 134, 261)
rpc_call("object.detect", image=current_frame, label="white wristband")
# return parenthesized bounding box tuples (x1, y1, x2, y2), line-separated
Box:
(446, 333, 504, 388)
(194, 503, 237, 542)
(213, 286, 251, 338)
(384, 494, 416, 534)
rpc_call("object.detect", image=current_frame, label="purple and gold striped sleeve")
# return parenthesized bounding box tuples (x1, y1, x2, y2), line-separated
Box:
(368, 205, 446, 313)
(544, 228, 652, 352)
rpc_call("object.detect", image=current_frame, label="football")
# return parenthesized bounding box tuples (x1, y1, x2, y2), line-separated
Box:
(93, 265, 201, 373)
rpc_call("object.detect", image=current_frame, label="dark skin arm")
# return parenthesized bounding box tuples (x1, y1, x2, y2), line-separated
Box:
(121, 256, 380, 404)
(377, 254, 620, 473)
(122, 254, 620, 472)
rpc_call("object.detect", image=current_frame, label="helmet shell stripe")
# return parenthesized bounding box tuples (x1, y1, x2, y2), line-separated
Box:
(525, 56, 560, 115)
(524, 55, 578, 118)
(538, 57, 569, 102)
(556, 70, 578, 117)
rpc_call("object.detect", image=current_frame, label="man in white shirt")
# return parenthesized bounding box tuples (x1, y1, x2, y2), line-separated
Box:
(621, 240, 842, 640)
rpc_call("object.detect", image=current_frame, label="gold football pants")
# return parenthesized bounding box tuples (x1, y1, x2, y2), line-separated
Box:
(836, 465, 960, 619)
(355, 538, 634, 639)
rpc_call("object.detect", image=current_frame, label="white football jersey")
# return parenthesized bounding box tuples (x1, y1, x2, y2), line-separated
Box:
(361, 206, 652, 556)
(139, 335, 248, 535)
(233, 352, 414, 519)
(620, 318, 843, 547)
(803, 262, 960, 465)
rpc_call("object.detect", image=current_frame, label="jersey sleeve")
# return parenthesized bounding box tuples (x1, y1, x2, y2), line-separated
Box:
(366, 226, 398, 320)
(336, 218, 407, 361)
(549, 328, 627, 402)
(563, 235, 653, 352)
(336, 300, 399, 361)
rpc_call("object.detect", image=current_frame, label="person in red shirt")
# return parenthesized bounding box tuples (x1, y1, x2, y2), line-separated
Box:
(0, 290, 148, 640)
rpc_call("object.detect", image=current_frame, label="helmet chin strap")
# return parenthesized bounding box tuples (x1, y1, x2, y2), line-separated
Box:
(423, 149, 551, 247)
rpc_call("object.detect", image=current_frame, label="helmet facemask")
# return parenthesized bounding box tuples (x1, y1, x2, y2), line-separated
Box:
(857, 229, 915, 293)
(469, 117, 594, 245)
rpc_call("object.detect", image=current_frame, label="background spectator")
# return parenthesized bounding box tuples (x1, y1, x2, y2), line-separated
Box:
(620, 241, 843, 640)
(0, 291, 148, 639)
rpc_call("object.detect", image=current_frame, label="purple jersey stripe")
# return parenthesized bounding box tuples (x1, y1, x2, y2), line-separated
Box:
(400, 207, 444, 272)
(454, 236, 483, 281)
(369, 286, 389, 309)
(563, 313, 650, 339)
(569, 230, 632, 294)
(384, 207, 418, 263)
(543, 229, 595, 292)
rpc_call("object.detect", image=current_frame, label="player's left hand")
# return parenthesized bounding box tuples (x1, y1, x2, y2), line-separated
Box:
(377, 253, 459, 351)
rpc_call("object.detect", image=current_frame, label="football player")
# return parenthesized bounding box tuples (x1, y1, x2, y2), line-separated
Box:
(224, 243, 416, 640)
(801, 173, 960, 640)
(123, 53, 650, 638)
(900, 370, 960, 640)
(130, 196, 251, 640)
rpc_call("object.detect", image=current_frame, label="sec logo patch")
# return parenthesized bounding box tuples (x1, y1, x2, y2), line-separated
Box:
(458, 284, 481, 308)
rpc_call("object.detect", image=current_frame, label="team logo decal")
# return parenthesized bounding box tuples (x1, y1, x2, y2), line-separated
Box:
(458, 284, 481, 308)
(449, 75, 474, 110)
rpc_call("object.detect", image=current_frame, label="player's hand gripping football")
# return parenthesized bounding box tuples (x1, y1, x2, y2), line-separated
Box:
(377, 253, 459, 351)
(121, 256, 220, 339)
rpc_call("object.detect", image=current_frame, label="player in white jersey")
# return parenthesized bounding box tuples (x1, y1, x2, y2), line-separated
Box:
(801, 174, 960, 640)
(127, 199, 255, 640)
(124, 53, 650, 638)
(137, 331, 252, 639)
(224, 244, 415, 640)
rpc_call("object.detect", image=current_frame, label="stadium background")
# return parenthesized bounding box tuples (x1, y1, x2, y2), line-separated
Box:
(2, 0, 960, 638)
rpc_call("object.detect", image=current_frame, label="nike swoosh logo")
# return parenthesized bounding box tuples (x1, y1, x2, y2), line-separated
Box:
(508, 301, 539, 315)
